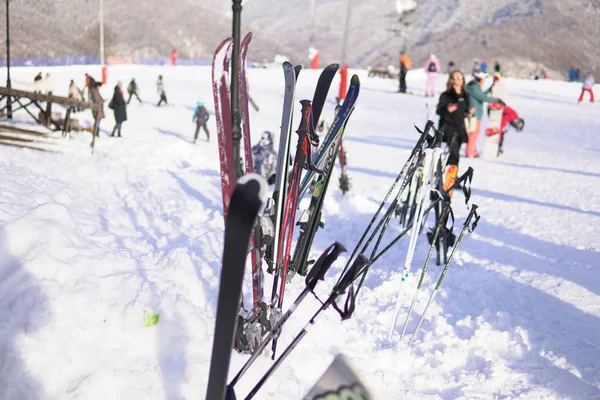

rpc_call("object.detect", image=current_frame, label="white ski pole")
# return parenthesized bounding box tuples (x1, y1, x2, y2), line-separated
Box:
(388, 147, 434, 341)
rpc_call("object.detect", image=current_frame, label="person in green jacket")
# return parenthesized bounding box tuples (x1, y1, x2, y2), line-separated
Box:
(465, 72, 500, 157)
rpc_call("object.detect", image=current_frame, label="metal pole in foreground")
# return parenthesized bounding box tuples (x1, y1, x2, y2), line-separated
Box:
(230, 0, 243, 179)
(6, 0, 13, 119)
(99, 0, 104, 66)
(340, 0, 352, 66)
(309, 0, 317, 48)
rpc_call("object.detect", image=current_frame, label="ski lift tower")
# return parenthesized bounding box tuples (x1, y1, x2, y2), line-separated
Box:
(386, 0, 418, 52)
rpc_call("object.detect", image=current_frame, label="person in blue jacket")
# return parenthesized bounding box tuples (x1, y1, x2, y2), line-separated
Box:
(465, 72, 500, 157)
(192, 99, 210, 143)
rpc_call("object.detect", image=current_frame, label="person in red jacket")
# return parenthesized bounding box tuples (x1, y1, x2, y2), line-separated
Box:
(171, 49, 178, 66)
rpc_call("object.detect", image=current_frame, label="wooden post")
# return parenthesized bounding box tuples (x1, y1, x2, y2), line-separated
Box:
(44, 94, 53, 128)
(62, 107, 72, 137)
(91, 116, 99, 152)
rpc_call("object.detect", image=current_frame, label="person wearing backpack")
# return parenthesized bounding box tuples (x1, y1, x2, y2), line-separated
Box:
(126, 78, 142, 104)
(192, 99, 210, 143)
(424, 54, 441, 97)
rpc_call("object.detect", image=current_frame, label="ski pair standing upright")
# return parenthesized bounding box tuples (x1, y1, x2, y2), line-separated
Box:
(211, 33, 272, 352)
(266, 63, 361, 357)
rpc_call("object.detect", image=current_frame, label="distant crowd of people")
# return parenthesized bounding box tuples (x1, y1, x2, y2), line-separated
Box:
(398, 53, 502, 97)
(59, 71, 210, 141)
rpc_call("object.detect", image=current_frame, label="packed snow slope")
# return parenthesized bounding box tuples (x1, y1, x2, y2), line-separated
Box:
(0, 65, 599, 400)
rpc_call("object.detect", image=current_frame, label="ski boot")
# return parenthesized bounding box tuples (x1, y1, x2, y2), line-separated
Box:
(511, 118, 525, 132)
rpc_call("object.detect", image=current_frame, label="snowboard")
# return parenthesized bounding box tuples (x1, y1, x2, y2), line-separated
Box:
(482, 80, 506, 159)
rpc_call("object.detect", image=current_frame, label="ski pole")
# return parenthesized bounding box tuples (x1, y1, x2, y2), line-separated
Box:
(244, 255, 370, 400)
(388, 147, 435, 341)
(228, 242, 346, 390)
(400, 201, 452, 341)
(408, 205, 480, 347)
(337, 121, 433, 281)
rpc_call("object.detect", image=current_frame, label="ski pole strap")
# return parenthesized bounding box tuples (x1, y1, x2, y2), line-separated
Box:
(305, 242, 347, 291)
(444, 166, 474, 203)
(444, 202, 455, 233)
(414, 120, 435, 149)
(332, 255, 370, 320)
(465, 204, 480, 232)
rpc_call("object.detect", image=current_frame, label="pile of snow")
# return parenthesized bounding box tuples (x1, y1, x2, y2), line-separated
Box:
(0, 64, 598, 399)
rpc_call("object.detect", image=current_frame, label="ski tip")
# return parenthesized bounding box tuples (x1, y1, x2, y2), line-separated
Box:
(237, 173, 269, 205)
(327, 63, 340, 70)
(351, 75, 360, 85)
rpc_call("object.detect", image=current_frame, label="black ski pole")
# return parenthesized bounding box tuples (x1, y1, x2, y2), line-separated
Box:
(408, 205, 480, 347)
(228, 242, 346, 390)
(337, 121, 433, 283)
(244, 255, 370, 400)
(231, 0, 243, 178)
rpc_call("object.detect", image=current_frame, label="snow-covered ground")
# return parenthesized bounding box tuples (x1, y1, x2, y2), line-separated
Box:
(0, 64, 599, 400)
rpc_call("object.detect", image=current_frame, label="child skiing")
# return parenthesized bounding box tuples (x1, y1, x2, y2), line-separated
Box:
(497, 105, 525, 155)
(157, 75, 168, 106)
(192, 99, 210, 143)
(127, 78, 142, 104)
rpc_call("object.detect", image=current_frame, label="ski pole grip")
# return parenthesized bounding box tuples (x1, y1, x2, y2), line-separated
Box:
(305, 242, 347, 291)
(334, 255, 370, 295)
(465, 204, 480, 232)
(297, 100, 312, 135)
(423, 119, 434, 136)
(331, 255, 369, 320)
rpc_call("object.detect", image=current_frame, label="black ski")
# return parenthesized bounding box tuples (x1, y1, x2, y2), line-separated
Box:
(310, 64, 339, 132)
(205, 174, 268, 400)
(290, 75, 360, 278)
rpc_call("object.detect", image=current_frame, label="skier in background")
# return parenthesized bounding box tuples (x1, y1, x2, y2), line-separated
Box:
(578, 73, 595, 103)
(466, 72, 500, 158)
(472, 58, 481, 76)
(480, 58, 488, 73)
(436, 70, 473, 196)
(68, 79, 83, 112)
(446, 61, 457, 74)
(192, 99, 210, 143)
(494, 61, 501, 75)
(156, 75, 168, 106)
(398, 50, 412, 93)
(490, 74, 525, 155)
(568, 67, 576, 82)
(424, 54, 440, 97)
(34, 72, 43, 82)
(127, 78, 142, 104)
(171, 49, 178, 66)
